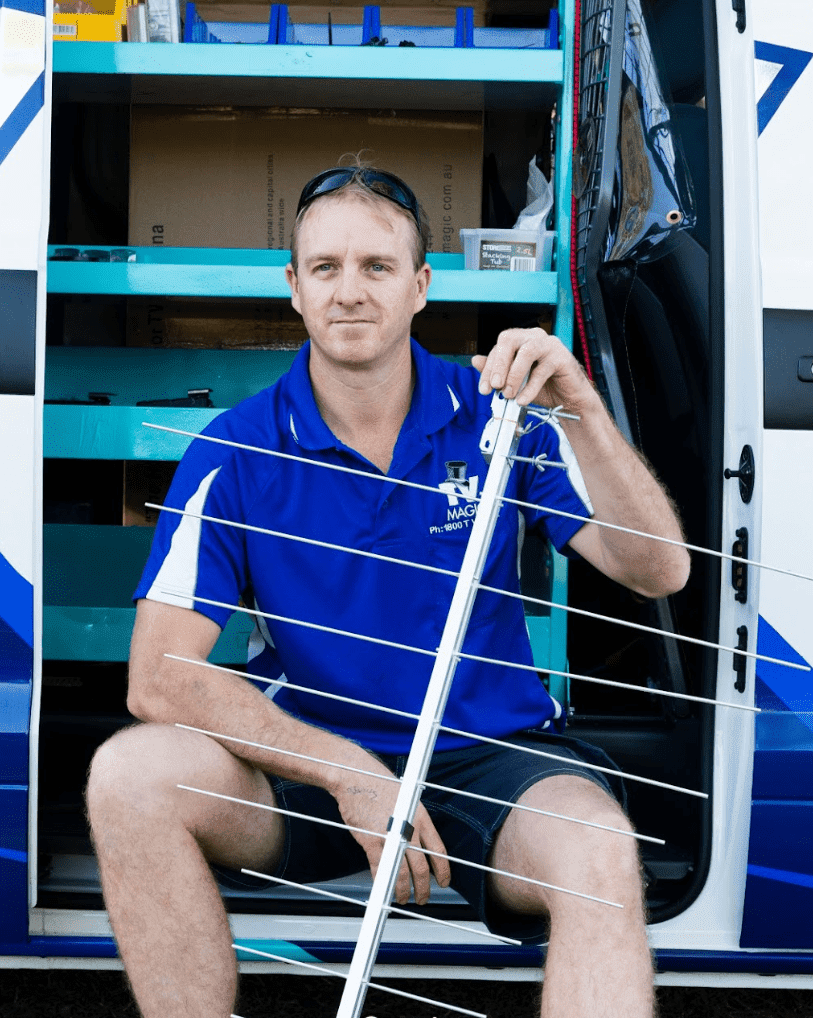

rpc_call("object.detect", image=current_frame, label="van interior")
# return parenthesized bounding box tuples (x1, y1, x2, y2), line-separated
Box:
(38, 0, 720, 936)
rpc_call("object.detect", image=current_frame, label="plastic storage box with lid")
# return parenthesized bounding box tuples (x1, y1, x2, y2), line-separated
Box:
(459, 228, 555, 271)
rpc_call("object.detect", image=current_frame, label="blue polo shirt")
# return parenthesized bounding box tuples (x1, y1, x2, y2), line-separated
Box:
(134, 340, 593, 753)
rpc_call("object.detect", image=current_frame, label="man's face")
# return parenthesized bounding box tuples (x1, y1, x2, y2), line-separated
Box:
(286, 193, 431, 372)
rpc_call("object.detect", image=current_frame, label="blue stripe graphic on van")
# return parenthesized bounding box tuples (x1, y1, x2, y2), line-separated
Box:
(0, 73, 45, 168)
(756, 617, 812, 728)
(0, 552, 33, 648)
(755, 42, 812, 135)
(0, 0, 45, 14)
(748, 863, 813, 890)
(0, 847, 27, 864)
(742, 618, 813, 947)
(233, 940, 320, 964)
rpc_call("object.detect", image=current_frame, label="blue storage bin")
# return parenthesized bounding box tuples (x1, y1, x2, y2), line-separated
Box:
(183, 3, 558, 49)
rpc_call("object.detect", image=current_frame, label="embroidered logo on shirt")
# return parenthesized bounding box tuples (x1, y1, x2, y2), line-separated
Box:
(430, 461, 479, 535)
(439, 461, 479, 506)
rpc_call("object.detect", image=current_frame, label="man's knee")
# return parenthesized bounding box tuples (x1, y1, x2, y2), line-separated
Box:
(87, 723, 174, 823)
(86, 723, 284, 872)
(490, 775, 644, 917)
(86, 722, 229, 825)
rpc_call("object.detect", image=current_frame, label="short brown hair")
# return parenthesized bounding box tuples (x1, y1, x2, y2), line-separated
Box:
(289, 167, 431, 273)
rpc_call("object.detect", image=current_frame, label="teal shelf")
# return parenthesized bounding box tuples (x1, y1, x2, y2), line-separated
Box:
(44, 346, 294, 459)
(431, 270, 557, 304)
(45, 347, 298, 410)
(47, 248, 557, 304)
(43, 604, 254, 662)
(52, 43, 562, 111)
(42, 524, 255, 662)
(43, 347, 470, 459)
(41, 525, 566, 673)
(45, 405, 222, 460)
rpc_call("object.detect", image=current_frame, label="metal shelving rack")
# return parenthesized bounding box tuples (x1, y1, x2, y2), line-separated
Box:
(46, 246, 558, 301)
(35, 4, 577, 961)
(51, 40, 565, 107)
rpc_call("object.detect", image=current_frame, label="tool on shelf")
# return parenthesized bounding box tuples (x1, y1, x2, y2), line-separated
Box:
(136, 388, 214, 407)
(44, 392, 114, 406)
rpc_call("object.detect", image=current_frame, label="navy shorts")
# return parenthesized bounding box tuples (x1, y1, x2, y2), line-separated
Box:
(216, 730, 626, 944)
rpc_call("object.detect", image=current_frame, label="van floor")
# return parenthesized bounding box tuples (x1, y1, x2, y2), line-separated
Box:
(37, 767, 694, 917)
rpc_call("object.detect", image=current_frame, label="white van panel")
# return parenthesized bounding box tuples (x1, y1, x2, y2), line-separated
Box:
(760, 431, 813, 662)
(0, 397, 35, 585)
(648, 0, 764, 950)
(753, 0, 813, 310)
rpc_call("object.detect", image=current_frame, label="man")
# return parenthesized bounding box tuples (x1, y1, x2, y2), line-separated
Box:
(86, 166, 689, 1018)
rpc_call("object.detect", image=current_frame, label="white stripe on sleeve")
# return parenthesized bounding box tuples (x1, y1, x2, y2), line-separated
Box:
(146, 467, 220, 609)
(547, 419, 594, 516)
(247, 602, 276, 662)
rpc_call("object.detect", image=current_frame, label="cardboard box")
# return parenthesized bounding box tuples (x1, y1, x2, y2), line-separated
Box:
(127, 298, 309, 349)
(412, 305, 478, 355)
(129, 107, 482, 254)
(123, 461, 178, 526)
(127, 297, 477, 354)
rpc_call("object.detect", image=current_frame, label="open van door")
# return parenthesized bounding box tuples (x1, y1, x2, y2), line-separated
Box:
(740, 0, 813, 950)
(630, 0, 765, 960)
(0, 0, 50, 952)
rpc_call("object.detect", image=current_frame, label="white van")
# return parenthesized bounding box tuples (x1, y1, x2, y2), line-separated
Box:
(0, 0, 811, 989)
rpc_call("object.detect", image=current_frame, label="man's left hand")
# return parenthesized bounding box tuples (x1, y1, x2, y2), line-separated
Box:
(472, 326, 691, 599)
(472, 327, 595, 413)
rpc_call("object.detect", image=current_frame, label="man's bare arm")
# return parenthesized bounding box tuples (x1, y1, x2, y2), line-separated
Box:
(473, 328, 690, 599)
(128, 597, 450, 904)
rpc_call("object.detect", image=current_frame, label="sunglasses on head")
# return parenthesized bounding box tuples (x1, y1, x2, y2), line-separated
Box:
(296, 167, 422, 232)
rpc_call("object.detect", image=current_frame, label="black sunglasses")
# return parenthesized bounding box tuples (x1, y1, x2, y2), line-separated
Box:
(296, 167, 422, 232)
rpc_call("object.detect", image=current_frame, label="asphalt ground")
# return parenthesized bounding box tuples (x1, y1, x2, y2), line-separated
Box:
(1, 971, 811, 1018)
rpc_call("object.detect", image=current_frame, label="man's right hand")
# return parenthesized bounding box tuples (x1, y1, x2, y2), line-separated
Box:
(331, 762, 450, 906)
(129, 599, 450, 906)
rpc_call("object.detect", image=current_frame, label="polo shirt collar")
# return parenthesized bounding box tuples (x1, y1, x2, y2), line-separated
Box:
(282, 342, 338, 451)
(283, 338, 463, 453)
(408, 338, 464, 437)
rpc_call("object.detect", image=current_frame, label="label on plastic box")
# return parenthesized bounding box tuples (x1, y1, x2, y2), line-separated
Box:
(479, 240, 537, 271)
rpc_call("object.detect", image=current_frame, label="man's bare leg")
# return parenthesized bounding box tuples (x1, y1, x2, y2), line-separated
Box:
(86, 723, 285, 1018)
(489, 774, 654, 1018)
